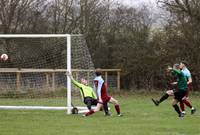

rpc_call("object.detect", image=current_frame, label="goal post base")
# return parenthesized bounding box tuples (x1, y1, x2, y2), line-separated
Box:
(0, 105, 110, 114)
(0, 105, 89, 113)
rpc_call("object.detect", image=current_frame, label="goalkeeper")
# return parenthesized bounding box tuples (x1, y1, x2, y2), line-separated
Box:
(66, 71, 109, 113)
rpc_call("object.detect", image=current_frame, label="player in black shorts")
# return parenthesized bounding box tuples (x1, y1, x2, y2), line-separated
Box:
(152, 64, 188, 117)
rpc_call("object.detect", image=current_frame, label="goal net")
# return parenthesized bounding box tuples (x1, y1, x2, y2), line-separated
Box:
(0, 34, 95, 114)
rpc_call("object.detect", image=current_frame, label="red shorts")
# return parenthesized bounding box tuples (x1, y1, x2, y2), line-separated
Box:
(185, 84, 191, 97)
(102, 96, 111, 104)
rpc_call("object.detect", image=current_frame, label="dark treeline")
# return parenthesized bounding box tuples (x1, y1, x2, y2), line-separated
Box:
(0, 0, 200, 90)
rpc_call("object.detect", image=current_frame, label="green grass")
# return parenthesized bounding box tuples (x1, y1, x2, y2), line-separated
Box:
(0, 94, 200, 135)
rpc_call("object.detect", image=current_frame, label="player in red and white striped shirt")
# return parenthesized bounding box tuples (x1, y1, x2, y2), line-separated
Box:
(84, 68, 122, 117)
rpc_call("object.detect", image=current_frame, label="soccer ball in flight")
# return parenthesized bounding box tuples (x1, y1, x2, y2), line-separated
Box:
(1, 54, 8, 61)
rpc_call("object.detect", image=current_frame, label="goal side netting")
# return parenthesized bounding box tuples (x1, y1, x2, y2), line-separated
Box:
(0, 34, 95, 114)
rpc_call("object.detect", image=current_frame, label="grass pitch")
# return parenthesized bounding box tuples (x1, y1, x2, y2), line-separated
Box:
(0, 93, 200, 135)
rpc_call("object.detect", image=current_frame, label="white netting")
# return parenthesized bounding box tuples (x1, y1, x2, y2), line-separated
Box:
(0, 35, 95, 112)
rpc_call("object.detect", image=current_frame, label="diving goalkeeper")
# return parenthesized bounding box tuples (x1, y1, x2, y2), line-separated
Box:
(66, 71, 109, 114)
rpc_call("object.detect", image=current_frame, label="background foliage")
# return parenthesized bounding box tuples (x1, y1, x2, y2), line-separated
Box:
(0, 0, 200, 90)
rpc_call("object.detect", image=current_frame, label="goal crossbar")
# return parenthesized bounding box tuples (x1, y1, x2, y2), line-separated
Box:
(0, 34, 70, 38)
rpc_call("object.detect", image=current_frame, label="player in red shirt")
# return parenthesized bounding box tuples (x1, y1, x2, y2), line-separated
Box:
(84, 68, 122, 117)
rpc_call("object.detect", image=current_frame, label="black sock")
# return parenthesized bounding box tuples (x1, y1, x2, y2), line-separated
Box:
(159, 93, 169, 103)
(103, 103, 109, 115)
(173, 104, 181, 114)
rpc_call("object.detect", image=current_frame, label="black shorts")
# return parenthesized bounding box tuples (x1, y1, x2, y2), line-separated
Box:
(84, 97, 98, 106)
(174, 90, 187, 102)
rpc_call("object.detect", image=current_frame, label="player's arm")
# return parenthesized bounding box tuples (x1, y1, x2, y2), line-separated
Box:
(171, 82, 178, 85)
(186, 71, 192, 85)
(94, 80, 103, 103)
(66, 71, 82, 89)
(167, 66, 182, 75)
(93, 83, 98, 99)
(187, 77, 192, 85)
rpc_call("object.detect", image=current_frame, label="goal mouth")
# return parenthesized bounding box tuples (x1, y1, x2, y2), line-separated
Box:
(0, 34, 95, 114)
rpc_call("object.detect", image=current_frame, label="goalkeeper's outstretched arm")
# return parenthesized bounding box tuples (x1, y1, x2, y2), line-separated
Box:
(66, 71, 82, 89)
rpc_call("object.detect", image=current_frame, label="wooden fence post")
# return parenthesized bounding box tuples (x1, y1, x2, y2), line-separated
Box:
(105, 71, 108, 86)
(52, 72, 55, 91)
(46, 73, 49, 88)
(87, 71, 90, 85)
(117, 71, 120, 90)
(16, 71, 21, 91)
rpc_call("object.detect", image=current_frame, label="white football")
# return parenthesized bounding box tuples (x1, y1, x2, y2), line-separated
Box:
(1, 53, 8, 61)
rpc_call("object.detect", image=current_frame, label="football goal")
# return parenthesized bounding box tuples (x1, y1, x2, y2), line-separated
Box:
(0, 34, 95, 114)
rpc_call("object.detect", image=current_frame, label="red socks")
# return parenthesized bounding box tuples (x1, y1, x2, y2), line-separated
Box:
(85, 110, 94, 116)
(180, 100, 192, 112)
(180, 101, 185, 111)
(115, 105, 120, 114)
(183, 99, 192, 108)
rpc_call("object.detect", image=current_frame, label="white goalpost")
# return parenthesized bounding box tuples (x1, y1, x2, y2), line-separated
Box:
(66, 34, 72, 114)
(0, 34, 94, 114)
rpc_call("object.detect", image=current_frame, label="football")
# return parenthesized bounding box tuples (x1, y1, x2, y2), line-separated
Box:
(1, 53, 8, 61)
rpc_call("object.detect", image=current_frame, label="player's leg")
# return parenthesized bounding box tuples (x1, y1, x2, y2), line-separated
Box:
(84, 103, 103, 116)
(109, 97, 122, 116)
(182, 87, 196, 114)
(172, 98, 183, 117)
(91, 99, 110, 115)
(179, 101, 185, 114)
(182, 97, 196, 114)
(180, 87, 190, 113)
(152, 90, 173, 106)
(103, 102, 110, 116)
(84, 97, 93, 110)
(173, 90, 186, 117)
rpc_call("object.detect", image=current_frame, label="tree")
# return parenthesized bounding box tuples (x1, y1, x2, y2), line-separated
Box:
(157, 0, 200, 89)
